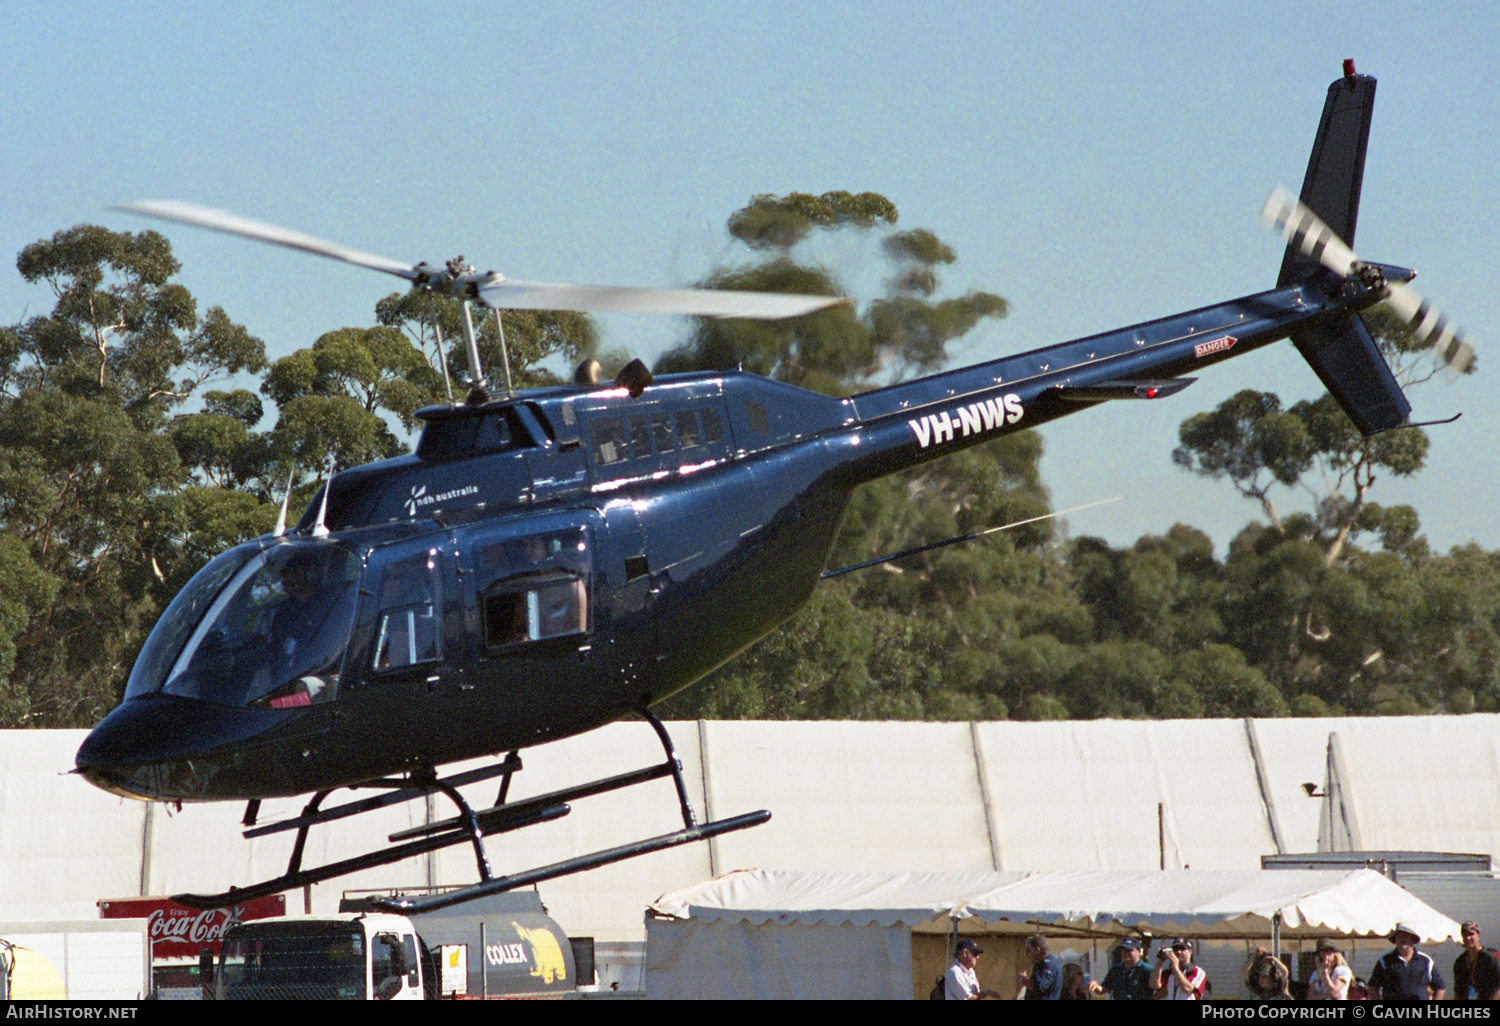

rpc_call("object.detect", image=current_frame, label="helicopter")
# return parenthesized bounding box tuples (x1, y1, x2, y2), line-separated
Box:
(75, 63, 1472, 913)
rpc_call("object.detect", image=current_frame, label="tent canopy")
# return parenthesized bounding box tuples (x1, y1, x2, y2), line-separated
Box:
(649, 868, 1462, 943)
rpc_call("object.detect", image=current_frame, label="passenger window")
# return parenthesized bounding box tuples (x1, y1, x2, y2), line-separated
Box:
(372, 933, 405, 1000)
(675, 410, 701, 448)
(649, 412, 675, 452)
(484, 575, 588, 647)
(702, 407, 723, 445)
(590, 417, 627, 465)
(370, 550, 441, 673)
(628, 416, 652, 458)
(476, 528, 591, 650)
(402, 935, 420, 989)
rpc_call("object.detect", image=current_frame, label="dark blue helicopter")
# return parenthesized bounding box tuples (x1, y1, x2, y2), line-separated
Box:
(75, 64, 1471, 912)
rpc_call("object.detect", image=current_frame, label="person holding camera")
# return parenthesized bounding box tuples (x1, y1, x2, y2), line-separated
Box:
(1154, 938, 1208, 1000)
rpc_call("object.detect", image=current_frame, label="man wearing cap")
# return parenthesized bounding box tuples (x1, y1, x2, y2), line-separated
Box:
(1368, 925, 1446, 1000)
(1154, 938, 1208, 1000)
(1090, 937, 1154, 1000)
(945, 940, 1000, 1000)
(1453, 922, 1500, 1001)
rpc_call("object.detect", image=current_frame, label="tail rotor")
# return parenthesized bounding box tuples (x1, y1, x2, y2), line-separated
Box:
(1262, 186, 1474, 378)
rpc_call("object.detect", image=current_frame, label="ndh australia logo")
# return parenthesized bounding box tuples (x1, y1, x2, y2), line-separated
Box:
(403, 483, 479, 517)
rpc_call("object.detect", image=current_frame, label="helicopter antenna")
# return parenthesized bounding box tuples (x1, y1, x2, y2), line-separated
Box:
(311, 461, 333, 539)
(431, 318, 454, 403)
(820, 496, 1124, 579)
(272, 468, 295, 537)
(494, 308, 514, 395)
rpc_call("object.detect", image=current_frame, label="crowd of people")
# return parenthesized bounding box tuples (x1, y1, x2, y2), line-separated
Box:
(942, 922, 1500, 1001)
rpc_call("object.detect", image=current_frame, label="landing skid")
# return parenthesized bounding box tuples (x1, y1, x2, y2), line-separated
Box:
(174, 709, 769, 910)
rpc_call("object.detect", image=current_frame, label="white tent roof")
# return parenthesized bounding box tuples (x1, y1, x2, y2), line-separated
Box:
(648, 868, 1026, 927)
(963, 868, 1462, 940)
(649, 867, 1463, 942)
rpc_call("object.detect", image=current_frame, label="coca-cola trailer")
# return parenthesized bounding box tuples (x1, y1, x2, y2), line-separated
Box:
(99, 894, 286, 997)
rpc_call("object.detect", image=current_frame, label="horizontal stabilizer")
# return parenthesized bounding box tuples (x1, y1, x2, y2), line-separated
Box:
(1054, 378, 1196, 402)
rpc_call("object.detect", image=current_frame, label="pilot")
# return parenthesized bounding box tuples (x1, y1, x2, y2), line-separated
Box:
(273, 552, 354, 676)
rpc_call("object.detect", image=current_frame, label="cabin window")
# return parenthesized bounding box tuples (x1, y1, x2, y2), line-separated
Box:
(156, 542, 360, 709)
(628, 416, 652, 458)
(650, 412, 677, 453)
(483, 574, 588, 647)
(702, 407, 723, 444)
(587, 404, 728, 471)
(417, 409, 525, 461)
(744, 400, 769, 434)
(590, 417, 627, 465)
(675, 410, 701, 448)
(476, 527, 591, 650)
(371, 933, 416, 999)
(369, 550, 441, 673)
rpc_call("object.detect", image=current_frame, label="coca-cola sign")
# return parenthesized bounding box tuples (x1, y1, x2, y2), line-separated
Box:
(99, 895, 286, 959)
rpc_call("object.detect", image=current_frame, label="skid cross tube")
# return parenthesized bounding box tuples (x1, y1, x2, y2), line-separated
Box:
(242, 754, 523, 839)
(176, 711, 771, 910)
(175, 798, 569, 909)
(393, 707, 698, 842)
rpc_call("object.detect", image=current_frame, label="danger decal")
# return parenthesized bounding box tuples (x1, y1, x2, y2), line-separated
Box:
(1193, 335, 1237, 359)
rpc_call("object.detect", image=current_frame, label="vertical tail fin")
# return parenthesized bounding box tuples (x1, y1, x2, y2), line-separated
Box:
(1282, 64, 1410, 434)
(1278, 65, 1376, 287)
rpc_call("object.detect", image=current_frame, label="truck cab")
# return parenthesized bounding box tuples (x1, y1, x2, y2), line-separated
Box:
(214, 913, 424, 1000)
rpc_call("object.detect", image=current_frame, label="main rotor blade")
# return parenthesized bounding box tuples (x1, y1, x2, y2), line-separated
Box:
(113, 200, 420, 281)
(116, 200, 846, 320)
(476, 278, 847, 321)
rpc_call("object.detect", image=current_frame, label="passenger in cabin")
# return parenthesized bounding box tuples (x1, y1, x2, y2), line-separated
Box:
(372, 557, 439, 671)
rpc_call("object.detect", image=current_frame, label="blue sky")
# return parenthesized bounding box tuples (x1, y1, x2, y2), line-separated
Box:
(5, 0, 1496, 555)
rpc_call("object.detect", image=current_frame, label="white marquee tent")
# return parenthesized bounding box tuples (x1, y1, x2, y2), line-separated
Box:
(644, 868, 1464, 1000)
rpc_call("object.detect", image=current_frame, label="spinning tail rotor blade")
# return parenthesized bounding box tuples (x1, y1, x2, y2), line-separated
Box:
(475, 278, 845, 320)
(1380, 281, 1475, 377)
(114, 200, 420, 280)
(1261, 186, 1360, 277)
(1261, 186, 1475, 377)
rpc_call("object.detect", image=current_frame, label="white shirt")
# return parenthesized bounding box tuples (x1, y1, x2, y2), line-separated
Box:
(1164, 964, 1207, 1000)
(945, 961, 980, 1000)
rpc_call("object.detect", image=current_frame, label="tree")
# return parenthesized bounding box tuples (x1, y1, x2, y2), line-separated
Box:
(8, 225, 265, 416)
(655, 191, 1008, 395)
(0, 226, 266, 726)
